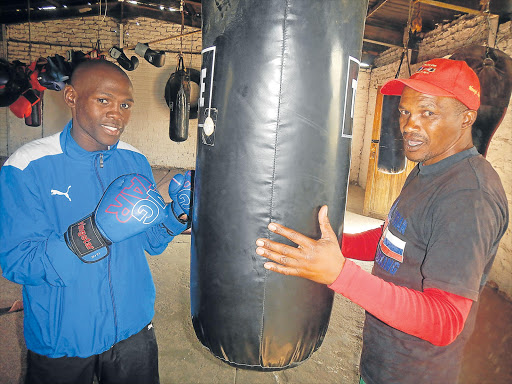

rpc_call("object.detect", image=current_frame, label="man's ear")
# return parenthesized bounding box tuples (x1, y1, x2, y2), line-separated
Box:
(462, 109, 477, 130)
(63, 84, 77, 109)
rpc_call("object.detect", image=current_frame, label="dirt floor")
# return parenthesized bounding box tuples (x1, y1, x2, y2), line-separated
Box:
(0, 167, 511, 384)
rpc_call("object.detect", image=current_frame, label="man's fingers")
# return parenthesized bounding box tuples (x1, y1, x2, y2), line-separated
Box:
(256, 240, 299, 266)
(267, 222, 314, 248)
(318, 205, 337, 240)
(263, 261, 300, 277)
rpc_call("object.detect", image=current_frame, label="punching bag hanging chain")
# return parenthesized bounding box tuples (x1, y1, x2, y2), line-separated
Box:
(396, 0, 415, 78)
(27, 0, 32, 62)
(180, 0, 185, 57)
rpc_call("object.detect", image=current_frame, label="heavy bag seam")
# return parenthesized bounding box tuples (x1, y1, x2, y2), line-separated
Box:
(259, 0, 290, 365)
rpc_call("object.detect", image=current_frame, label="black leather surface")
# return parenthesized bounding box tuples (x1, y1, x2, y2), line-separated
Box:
(191, 0, 368, 370)
(378, 95, 406, 174)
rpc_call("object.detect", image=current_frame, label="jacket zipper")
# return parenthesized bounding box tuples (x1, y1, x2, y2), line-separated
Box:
(95, 152, 118, 346)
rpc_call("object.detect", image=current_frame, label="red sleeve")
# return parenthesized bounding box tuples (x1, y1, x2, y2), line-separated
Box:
(339, 226, 383, 261)
(328, 260, 473, 346)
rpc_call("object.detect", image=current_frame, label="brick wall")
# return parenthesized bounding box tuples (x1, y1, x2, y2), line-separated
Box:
(356, 15, 512, 297)
(0, 16, 201, 169)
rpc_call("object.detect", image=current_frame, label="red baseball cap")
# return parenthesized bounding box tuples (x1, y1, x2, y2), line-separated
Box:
(380, 58, 481, 110)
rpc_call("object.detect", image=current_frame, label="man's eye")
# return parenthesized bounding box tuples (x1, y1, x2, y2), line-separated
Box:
(98, 98, 108, 104)
(121, 103, 131, 110)
(423, 110, 434, 117)
(398, 109, 408, 116)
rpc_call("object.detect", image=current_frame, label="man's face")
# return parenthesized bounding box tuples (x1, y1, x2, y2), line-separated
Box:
(398, 86, 475, 165)
(65, 66, 134, 152)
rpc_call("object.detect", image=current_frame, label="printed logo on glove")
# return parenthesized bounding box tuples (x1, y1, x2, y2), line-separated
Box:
(65, 174, 166, 263)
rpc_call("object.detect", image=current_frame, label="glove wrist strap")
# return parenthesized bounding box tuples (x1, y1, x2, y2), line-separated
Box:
(64, 214, 110, 263)
(171, 201, 187, 224)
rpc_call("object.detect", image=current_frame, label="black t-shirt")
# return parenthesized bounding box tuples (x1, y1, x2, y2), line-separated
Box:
(360, 148, 509, 384)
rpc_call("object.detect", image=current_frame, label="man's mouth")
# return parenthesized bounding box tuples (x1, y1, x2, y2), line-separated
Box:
(403, 135, 425, 151)
(406, 139, 423, 148)
(102, 124, 122, 134)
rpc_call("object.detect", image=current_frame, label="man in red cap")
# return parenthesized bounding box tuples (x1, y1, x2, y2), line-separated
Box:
(255, 58, 509, 384)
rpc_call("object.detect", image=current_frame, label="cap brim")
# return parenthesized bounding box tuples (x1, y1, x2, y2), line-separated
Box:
(381, 78, 455, 98)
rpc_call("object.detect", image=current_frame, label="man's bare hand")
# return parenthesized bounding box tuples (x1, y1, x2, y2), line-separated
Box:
(255, 205, 345, 285)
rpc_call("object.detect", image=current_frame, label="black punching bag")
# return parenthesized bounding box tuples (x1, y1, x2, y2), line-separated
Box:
(165, 56, 190, 142)
(25, 90, 43, 127)
(191, 0, 368, 370)
(377, 95, 406, 174)
(450, 46, 512, 157)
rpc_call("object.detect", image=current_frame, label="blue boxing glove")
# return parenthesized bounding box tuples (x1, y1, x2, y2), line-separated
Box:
(168, 170, 192, 217)
(162, 170, 193, 236)
(65, 174, 167, 263)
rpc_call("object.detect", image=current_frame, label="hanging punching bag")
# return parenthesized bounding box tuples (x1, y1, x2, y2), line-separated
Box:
(165, 56, 190, 142)
(377, 95, 406, 174)
(191, 0, 368, 371)
(25, 91, 43, 127)
(450, 46, 512, 157)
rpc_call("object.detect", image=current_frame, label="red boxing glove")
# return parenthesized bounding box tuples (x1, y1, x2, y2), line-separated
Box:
(9, 91, 39, 118)
(10, 61, 46, 118)
(340, 225, 383, 261)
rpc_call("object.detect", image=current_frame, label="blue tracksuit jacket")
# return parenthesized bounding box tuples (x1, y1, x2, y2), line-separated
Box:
(0, 121, 175, 358)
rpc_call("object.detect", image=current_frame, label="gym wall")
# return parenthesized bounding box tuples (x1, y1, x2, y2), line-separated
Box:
(0, 13, 511, 298)
(0, 15, 201, 169)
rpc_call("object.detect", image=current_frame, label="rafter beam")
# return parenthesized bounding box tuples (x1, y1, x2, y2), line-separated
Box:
(413, 0, 481, 15)
(363, 38, 401, 48)
(0, 2, 200, 27)
(367, 0, 392, 19)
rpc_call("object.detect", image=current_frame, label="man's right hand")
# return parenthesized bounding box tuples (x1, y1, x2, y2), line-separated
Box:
(255, 205, 345, 285)
(162, 171, 193, 236)
(64, 174, 167, 263)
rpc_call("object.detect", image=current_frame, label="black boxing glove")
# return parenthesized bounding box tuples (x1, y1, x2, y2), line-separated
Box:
(135, 43, 166, 67)
(109, 46, 139, 71)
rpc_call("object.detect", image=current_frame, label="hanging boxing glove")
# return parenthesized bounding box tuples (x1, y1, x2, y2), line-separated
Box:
(46, 54, 71, 83)
(9, 89, 40, 119)
(109, 46, 139, 72)
(38, 55, 71, 91)
(135, 43, 166, 67)
(24, 62, 47, 127)
(0, 59, 23, 107)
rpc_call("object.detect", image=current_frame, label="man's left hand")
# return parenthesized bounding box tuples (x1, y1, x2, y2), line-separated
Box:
(256, 205, 345, 285)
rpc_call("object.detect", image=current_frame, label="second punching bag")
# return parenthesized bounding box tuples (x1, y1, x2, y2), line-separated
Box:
(191, 0, 368, 370)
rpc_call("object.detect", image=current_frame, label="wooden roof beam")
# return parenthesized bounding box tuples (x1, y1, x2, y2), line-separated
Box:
(413, 0, 481, 15)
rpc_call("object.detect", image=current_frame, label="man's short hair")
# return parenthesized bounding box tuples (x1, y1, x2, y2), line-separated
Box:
(69, 59, 130, 86)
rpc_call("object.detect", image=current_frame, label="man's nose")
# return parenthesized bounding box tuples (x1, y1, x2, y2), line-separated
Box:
(106, 105, 122, 119)
(401, 114, 420, 133)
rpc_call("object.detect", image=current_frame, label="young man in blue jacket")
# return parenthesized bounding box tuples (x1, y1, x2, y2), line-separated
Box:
(0, 59, 190, 384)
